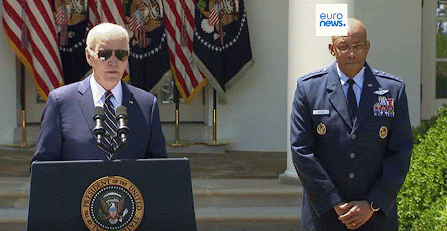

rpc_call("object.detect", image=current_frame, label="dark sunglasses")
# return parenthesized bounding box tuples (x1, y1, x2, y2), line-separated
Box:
(97, 49, 129, 61)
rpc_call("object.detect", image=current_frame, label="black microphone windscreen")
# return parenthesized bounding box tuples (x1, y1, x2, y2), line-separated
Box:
(94, 106, 105, 116)
(116, 106, 127, 117)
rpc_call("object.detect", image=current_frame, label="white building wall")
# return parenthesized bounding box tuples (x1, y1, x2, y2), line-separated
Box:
(354, 0, 421, 126)
(0, 0, 18, 145)
(216, 0, 289, 152)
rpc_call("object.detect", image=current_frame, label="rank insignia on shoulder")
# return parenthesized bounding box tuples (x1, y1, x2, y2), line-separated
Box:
(373, 88, 389, 95)
(373, 96, 395, 117)
(379, 126, 388, 139)
(317, 123, 326, 135)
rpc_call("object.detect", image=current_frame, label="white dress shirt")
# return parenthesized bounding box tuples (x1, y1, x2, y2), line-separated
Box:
(337, 64, 365, 107)
(90, 74, 123, 109)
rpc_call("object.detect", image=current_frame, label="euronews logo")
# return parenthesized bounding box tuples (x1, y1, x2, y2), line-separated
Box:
(316, 4, 348, 36)
(319, 13, 346, 27)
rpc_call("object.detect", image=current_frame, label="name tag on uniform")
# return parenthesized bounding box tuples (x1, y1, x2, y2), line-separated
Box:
(313, 109, 329, 115)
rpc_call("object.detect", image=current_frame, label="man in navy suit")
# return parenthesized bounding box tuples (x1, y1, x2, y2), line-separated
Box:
(291, 18, 413, 230)
(33, 23, 167, 161)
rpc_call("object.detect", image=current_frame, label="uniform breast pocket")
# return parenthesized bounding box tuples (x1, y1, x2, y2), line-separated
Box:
(312, 114, 332, 137)
(364, 116, 393, 140)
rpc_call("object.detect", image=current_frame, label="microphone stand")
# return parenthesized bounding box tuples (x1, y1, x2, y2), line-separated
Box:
(94, 106, 128, 160)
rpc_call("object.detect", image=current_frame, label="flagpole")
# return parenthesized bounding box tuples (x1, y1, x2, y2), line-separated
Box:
(6, 58, 35, 148)
(206, 88, 229, 146)
(167, 86, 189, 147)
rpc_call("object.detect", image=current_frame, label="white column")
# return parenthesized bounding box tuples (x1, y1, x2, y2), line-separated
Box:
(280, 0, 354, 184)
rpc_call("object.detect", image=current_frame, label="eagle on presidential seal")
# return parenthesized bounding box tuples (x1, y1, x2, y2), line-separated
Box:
(99, 192, 128, 225)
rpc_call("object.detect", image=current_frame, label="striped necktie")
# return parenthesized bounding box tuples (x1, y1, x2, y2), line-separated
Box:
(347, 79, 358, 121)
(103, 91, 118, 149)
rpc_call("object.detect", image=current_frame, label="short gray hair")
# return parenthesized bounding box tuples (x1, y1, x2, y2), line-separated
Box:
(86, 23, 129, 51)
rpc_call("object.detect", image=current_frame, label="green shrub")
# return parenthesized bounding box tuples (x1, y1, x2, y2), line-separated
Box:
(412, 104, 447, 145)
(410, 197, 447, 230)
(398, 106, 447, 230)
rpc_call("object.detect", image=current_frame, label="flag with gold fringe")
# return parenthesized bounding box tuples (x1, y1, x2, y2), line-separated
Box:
(2, 0, 64, 101)
(193, 0, 253, 104)
(164, 0, 208, 104)
(123, 0, 170, 94)
(54, 1, 91, 85)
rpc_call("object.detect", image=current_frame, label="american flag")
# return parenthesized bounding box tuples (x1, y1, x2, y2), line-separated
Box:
(55, 7, 68, 27)
(128, 12, 146, 48)
(98, 0, 125, 26)
(164, 0, 208, 104)
(87, 0, 125, 32)
(128, 14, 142, 31)
(55, 7, 68, 46)
(88, 0, 100, 28)
(208, 3, 220, 25)
(2, 0, 63, 101)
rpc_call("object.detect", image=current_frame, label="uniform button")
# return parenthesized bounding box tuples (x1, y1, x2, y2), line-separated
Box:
(349, 173, 355, 178)
(351, 134, 356, 139)
(350, 153, 355, 158)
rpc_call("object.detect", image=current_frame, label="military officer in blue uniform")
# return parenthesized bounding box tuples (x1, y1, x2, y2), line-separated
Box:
(290, 18, 413, 230)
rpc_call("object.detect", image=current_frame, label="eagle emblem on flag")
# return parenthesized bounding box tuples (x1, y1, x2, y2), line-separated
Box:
(124, 0, 170, 94)
(194, 0, 253, 104)
(126, 0, 164, 48)
(54, 0, 91, 85)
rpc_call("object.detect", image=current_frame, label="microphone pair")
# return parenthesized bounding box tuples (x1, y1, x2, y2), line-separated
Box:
(93, 106, 129, 151)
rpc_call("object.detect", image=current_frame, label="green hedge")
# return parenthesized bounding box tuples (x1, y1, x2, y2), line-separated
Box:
(398, 106, 447, 230)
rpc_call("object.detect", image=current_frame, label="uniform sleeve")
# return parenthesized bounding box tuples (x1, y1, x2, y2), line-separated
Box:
(32, 91, 63, 161)
(366, 82, 413, 216)
(145, 96, 168, 158)
(290, 79, 344, 217)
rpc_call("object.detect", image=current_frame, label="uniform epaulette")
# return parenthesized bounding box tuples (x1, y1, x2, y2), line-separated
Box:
(373, 69, 403, 83)
(301, 68, 329, 80)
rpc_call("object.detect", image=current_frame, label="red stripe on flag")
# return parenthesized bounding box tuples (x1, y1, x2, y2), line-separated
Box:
(88, 0, 100, 28)
(100, 0, 125, 25)
(26, 1, 62, 89)
(164, 0, 206, 103)
(3, 0, 63, 100)
(168, 49, 190, 96)
(2, 20, 33, 74)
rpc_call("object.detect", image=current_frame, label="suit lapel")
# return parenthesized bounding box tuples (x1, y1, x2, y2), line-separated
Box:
(77, 76, 96, 136)
(327, 63, 353, 129)
(121, 81, 136, 113)
(121, 81, 136, 136)
(353, 64, 382, 132)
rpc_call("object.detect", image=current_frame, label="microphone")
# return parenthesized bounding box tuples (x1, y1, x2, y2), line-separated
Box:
(92, 106, 105, 144)
(116, 106, 129, 144)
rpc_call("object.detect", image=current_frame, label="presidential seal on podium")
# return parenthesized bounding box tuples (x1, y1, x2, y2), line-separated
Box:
(81, 176, 144, 231)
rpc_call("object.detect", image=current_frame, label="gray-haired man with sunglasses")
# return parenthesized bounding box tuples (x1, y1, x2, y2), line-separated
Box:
(33, 23, 168, 161)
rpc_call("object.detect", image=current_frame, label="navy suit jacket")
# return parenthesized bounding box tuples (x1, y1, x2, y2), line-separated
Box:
(291, 62, 413, 230)
(33, 76, 168, 161)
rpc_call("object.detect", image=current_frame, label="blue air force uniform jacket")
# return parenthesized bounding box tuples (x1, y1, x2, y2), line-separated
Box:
(290, 62, 413, 230)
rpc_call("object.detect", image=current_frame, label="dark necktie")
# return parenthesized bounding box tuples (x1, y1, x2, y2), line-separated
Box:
(347, 79, 357, 121)
(104, 91, 118, 149)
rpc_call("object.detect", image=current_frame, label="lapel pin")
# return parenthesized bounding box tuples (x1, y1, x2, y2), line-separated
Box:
(129, 100, 134, 105)
(367, 84, 373, 87)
